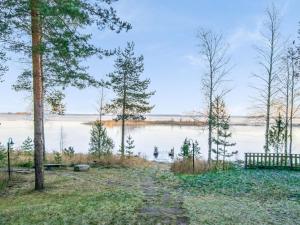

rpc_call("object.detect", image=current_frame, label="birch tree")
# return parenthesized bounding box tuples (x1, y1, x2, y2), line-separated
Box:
(197, 29, 231, 163)
(287, 46, 299, 154)
(253, 5, 281, 153)
(279, 50, 291, 154)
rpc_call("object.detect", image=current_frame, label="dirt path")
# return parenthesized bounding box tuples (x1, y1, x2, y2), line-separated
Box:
(137, 169, 189, 225)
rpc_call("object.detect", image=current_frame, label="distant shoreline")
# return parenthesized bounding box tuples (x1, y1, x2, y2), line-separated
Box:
(84, 120, 206, 127)
(2, 113, 300, 127)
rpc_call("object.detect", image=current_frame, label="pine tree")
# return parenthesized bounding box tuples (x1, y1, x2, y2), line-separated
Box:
(89, 121, 114, 158)
(21, 137, 34, 155)
(63, 146, 75, 159)
(269, 113, 285, 153)
(0, 143, 6, 166)
(0, 0, 130, 190)
(125, 135, 135, 157)
(106, 42, 155, 156)
(214, 119, 237, 169)
(211, 96, 228, 163)
(211, 98, 237, 169)
(0, 19, 8, 81)
(180, 138, 192, 159)
(179, 138, 201, 160)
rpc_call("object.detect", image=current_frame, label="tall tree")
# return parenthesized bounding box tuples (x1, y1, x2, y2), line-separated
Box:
(287, 46, 299, 154)
(278, 49, 291, 154)
(197, 29, 231, 164)
(0, 17, 8, 81)
(253, 5, 281, 153)
(106, 42, 155, 156)
(0, 0, 130, 190)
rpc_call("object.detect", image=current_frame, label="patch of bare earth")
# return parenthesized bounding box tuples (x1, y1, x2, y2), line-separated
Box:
(137, 171, 189, 225)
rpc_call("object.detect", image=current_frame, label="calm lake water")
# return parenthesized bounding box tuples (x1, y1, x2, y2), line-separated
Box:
(1, 114, 300, 162)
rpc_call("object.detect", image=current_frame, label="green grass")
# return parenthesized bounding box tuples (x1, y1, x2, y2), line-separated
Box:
(178, 169, 300, 225)
(0, 166, 299, 225)
(0, 168, 144, 225)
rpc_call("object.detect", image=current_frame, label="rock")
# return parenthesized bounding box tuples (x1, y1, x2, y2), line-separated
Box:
(74, 164, 90, 172)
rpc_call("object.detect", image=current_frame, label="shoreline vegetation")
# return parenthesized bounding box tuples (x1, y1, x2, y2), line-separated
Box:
(84, 119, 206, 127)
(3, 113, 300, 127)
(1, 160, 299, 225)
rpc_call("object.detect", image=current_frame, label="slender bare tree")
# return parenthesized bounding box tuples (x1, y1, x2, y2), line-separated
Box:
(287, 46, 300, 154)
(253, 5, 282, 153)
(197, 29, 231, 163)
(278, 49, 291, 154)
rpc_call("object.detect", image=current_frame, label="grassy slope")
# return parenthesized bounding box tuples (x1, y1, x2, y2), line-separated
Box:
(0, 167, 299, 225)
(179, 169, 300, 225)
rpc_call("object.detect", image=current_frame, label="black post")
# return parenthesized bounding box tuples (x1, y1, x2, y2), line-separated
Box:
(7, 142, 11, 180)
(192, 142, 195, 174)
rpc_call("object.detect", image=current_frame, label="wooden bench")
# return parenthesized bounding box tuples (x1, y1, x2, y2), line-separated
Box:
(245, 153, 300, 170)
(44, 164, 67, 170)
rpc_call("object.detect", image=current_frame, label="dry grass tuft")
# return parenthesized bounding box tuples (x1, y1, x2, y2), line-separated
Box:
(91, 155, 152, 168)
(171, 159, 212, 174)
(171, 159, 236, 174)
(3, 151, 151, 169)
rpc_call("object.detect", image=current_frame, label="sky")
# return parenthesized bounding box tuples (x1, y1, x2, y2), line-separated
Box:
(0, 0, 300, 115)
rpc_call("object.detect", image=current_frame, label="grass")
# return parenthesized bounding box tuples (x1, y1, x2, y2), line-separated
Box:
(0, 164, 299, 225)
(178, 168, 300, 225)
(0, 168, 145, 225)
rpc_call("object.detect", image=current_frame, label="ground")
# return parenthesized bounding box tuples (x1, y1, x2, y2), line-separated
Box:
(0, 164, 299, 225)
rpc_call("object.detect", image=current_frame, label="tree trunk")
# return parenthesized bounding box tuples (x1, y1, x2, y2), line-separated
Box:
(31, 0, 44, 190)
(264, 23, 275, 153)
(216, 98, 220, 164)
(265, 89, 271, 153)
(121, 110, 125, 156)
(289, 58, 295, 155)
(121, 74, 126, 156)
(284, 64, 290, 155)
(41, 56, 46, 162)
(208, 68, 213, 164)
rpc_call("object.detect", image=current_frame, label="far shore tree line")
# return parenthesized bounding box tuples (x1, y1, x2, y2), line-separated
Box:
(0, 2, 300, 190)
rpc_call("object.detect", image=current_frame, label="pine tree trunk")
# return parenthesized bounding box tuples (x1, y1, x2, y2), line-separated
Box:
(121, 110, 125, 157)
(41, 55, 46, 162)
(121, 74, 126, 156)
(31, 0, 44, 190)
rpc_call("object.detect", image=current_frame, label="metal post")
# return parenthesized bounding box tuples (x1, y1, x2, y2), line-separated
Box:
(7, 142, 11, 180)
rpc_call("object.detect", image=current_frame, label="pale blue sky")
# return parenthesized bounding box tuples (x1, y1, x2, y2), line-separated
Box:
(0, 0, 299, 115)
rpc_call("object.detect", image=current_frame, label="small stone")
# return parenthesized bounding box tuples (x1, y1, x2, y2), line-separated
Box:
(74, 164, 90, 172)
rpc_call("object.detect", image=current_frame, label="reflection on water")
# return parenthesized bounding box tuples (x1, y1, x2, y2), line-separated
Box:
(0, 115, 300, 162)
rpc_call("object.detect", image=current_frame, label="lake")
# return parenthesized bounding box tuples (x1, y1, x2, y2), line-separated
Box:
(1, 114, 300, 162)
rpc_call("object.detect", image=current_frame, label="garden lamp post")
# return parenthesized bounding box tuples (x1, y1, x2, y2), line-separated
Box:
(7, 137, 14, 180)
